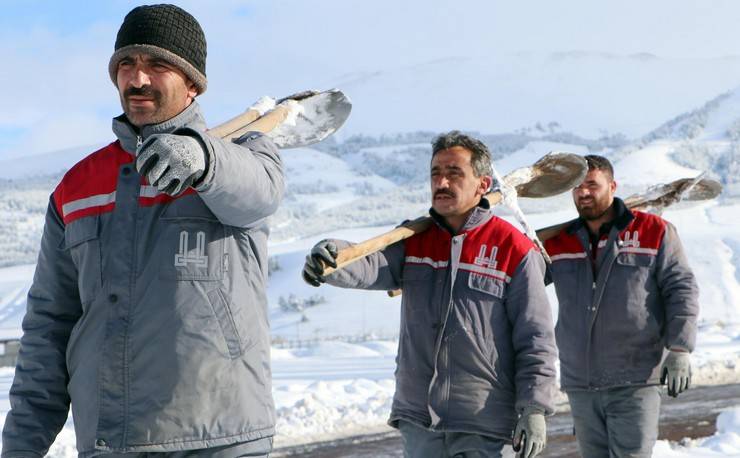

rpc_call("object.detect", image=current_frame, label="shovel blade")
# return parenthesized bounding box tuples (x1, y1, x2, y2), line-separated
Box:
(512, 152, 588, 198)
(624, 176, 723, 211)
(268, 89, 352, 149)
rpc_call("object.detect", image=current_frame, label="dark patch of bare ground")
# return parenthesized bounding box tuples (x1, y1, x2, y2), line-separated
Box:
(273, 383, 739, 457)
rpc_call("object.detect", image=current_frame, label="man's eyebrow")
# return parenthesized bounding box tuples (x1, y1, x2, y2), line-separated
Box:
(432, 164, 463, 170)
(148, 57, 171, 66)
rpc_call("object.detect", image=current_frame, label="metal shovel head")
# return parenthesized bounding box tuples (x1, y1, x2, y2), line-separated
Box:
(512, 152, 588, 198)
(681, 177, 722, 201)
(267, 89, 352, 149)
(624, 176, 723, 210)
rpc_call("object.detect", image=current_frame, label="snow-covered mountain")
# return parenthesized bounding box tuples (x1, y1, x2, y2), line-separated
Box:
(317, 53, 740, 140)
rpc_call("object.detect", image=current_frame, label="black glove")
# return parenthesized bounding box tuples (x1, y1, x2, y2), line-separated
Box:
(302, 240, 338, 287)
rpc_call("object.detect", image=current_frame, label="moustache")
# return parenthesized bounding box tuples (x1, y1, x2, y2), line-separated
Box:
(434, 190, 456, 199)
(124, 86, 160, 100)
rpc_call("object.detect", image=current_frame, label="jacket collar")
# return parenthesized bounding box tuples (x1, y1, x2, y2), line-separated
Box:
(430, 197, 494, 235)
(112, 101, 207, 155)
(566, 196, 634, 236)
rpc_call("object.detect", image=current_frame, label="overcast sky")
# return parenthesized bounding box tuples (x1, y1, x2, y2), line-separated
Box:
(1, 0, 739, 157)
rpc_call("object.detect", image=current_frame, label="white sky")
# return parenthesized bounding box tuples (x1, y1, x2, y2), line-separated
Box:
(0, 0, 739, 157)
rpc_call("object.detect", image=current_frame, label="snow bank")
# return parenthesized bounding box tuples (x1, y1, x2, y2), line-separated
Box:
(653, 407, 740, 457)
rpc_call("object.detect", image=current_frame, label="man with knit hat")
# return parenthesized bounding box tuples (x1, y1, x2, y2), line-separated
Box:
(2, 4, 283, 457)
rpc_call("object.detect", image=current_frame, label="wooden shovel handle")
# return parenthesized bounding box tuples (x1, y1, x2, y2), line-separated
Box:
(208, 109, 261, 139)
(209, 105, 290, 141)
(322, 216, 434, 276)
(325, 190, 504, 275)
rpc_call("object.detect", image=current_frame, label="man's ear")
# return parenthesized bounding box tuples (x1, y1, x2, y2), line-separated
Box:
(186, 79, 198, 101)
(610, 179, 618, 194)
(480, 175, 493, 195)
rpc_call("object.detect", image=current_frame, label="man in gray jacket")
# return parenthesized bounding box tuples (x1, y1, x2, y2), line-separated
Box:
(544, 155, 699, 458)
(303, 131, 558, 458)
(2, 5, 283, 457)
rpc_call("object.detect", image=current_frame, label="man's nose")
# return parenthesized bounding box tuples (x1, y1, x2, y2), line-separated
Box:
(436, 175, 450, 188)
(129, 67, 151, 88)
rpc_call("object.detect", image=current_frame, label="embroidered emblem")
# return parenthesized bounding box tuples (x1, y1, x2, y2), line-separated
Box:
(474, 245, 498, 269)
(174, 231, 208, 267)
(622, 231, 640, 248)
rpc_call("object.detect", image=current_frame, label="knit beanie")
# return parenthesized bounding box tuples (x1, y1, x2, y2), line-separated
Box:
(108, 4, 207, 94)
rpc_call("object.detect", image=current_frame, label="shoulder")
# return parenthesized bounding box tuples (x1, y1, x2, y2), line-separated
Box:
(629, 210, 668, 232)
(53, 141, 130, 222)
(486, 216, 535, 253)
(543, 219, 582, 255)
(463, 215, 537, 279)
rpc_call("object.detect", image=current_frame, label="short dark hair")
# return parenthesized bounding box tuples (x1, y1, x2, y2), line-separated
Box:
(431, 131, 492, 177)
(584, 154, 614, 180)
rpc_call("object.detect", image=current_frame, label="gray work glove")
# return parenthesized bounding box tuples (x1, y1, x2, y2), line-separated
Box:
(661, 350, 691, 398)
(136, 133, 207, 196)
(512, 407, 546, 458)
(302, 240, 338, 287)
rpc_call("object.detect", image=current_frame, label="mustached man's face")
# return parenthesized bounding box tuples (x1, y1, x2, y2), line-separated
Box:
(573, 168, 617, 220)
(116, 52, 197, 127)
(430, 146, 491, 229)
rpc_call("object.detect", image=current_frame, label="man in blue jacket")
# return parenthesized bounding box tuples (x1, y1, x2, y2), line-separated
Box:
(545, 155, 699, 457)
(2, 5, 283, 457)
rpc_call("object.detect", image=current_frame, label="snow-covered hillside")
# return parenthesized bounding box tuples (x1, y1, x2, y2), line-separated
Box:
(632, 86, 740, 197)
(326, 53, 740, 140)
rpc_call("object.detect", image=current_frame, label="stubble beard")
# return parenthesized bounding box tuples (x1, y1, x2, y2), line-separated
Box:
(576, 195, 612, 221)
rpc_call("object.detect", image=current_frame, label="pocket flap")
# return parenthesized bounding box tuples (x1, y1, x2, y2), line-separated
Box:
(468, 273, 505, 298)
(63, 216, 99, 249)
(616, 252, 655, 267)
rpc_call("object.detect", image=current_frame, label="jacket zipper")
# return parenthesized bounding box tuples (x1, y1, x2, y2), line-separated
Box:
(428, 234, 463, 428)
(585, 229, 620, 389)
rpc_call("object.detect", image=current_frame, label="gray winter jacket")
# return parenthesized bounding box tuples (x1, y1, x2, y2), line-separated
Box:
(1, 102, 284, 457)
(544, 198, 699, 391)
(324, 202, 558, 441)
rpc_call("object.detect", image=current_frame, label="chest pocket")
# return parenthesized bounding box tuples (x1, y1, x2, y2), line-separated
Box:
(158, 199, 225, 281)
(616, 252, 655, 268)
(63, 215, 102, 304)
(468, 273, 505, 299)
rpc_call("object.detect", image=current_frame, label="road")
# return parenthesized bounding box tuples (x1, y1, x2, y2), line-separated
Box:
(273, 383, 740, 457)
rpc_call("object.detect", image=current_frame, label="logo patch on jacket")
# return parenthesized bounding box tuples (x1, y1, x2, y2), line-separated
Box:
(474, 245, 499, 269)
(175, 230, 209, 267)
(622, 230, 640, 248)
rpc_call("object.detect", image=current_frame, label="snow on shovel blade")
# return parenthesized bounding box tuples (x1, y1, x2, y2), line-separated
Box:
(267, 89, 352, 149)
(507, 152, 588, 198)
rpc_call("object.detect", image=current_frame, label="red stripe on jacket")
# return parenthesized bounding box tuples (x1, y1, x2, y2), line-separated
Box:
(53, 141, 197, 225)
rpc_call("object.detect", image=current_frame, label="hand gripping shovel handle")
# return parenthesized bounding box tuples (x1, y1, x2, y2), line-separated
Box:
(321, 190, 505, 299)
(321, 216, 434, 276)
